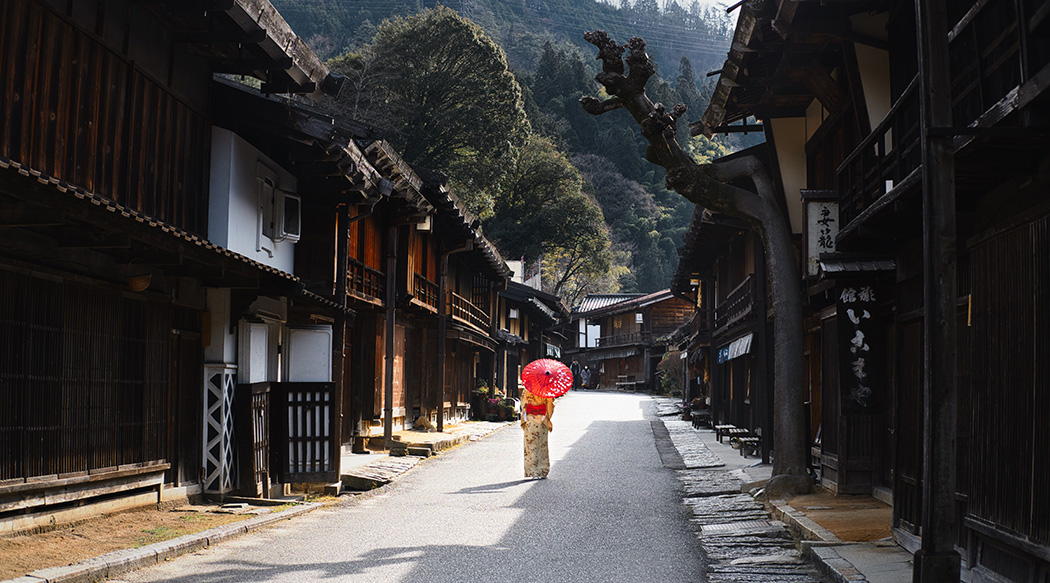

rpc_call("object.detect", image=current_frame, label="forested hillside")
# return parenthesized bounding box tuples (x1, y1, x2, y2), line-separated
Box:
(271, 0, 748, 301)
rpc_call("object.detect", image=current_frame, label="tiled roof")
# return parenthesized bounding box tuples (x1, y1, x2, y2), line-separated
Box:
(573, 294, 644, 314)
(574, 290, 676, 318)
(0, 156, 352, 314)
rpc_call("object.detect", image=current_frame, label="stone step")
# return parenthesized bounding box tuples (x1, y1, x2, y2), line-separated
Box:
(340, 457, 422, 491)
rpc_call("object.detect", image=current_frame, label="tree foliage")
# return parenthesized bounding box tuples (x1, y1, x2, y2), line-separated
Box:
(328, 6, 529, 217)
(485, 136, 612, 303)
(275, 0, 739, 298)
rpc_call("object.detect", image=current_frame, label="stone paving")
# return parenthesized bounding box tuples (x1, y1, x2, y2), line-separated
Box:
(664, 418, 726, 469)
(654, 398, 828, 582)
(341, 456, 423, 491)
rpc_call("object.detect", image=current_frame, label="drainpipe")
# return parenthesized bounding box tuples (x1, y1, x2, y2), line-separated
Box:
(334, 204, 349, 457)
(383, 223, 398, 449)
(437, 240, 473, 432)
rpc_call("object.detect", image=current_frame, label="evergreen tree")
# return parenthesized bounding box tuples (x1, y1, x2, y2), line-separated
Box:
(328, 6, 529, 217)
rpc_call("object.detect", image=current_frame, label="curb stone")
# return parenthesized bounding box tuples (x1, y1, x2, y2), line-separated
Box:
(768, 499, 843, 544)
(653, 397, 884, 583)
(806, 546, 869, 583)
(3, 502, 319, 583)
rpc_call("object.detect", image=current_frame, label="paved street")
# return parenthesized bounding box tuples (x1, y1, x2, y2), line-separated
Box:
(113, 392, 707, 583)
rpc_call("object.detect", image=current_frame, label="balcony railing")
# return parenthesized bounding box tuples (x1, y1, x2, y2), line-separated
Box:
(947, 0, 1024, 143)
(714, 275, 755, 332)
(837, 75, 922, 228)
(597, 331, 652, 347)
(347, 258, 384, 300)
(449, 290, 490, 332)
(839, 0, 1035, 229)
(693, 305, 713, 336)
(413, 274, 439, 311)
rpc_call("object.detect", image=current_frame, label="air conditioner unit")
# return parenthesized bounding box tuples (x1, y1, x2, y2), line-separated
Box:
(273, 189, 301, 243)
(260, 174, 301, 244)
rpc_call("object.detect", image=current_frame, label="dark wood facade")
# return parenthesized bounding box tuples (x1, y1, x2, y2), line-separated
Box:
(0, 0, 526, 538)
(495, 280, 567, 401)
(570, 290, 694, 394)
(673, 201, 774, 462)
(0, 0, 343, 530)
(693, 0, 1050, 580)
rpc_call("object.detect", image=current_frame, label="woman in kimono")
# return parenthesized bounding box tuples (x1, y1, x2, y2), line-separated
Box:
(520, 387, 555, 479)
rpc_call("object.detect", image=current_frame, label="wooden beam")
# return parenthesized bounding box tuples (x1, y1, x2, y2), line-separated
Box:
(174, 28, 267, 45)
(212, 57, 293, 74)
(708, 123, 766, 133)
(261, 79, 315, 95)
(801, 64, 845, 113)
(0, 206, 66, 227)
(57, 232, 131, 249)
(155, 0, 236, 13)
(772, 17, 851, 38)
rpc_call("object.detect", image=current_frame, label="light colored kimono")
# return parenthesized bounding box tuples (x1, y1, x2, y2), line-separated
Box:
(521, 390, 554, 479)
(523, 413, 550, 478)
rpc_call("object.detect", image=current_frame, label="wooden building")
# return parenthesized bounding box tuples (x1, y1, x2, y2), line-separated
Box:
(0, 0, 341, 529)
(694, 0, 1050, 580)
(496, 280, 568, 399)
(671, 199, 777, 461)
(568, 291, 694, 393)
(413, 171, 512, 432)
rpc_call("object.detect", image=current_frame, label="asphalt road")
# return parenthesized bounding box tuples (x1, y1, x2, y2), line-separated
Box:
(114, 391, 706, 583)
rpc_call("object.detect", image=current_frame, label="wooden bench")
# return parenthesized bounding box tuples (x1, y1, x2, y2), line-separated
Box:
(738, 436, 760, 457)
(691, 409, 711, 429)
(738, 428, 763, 457)
(715, 424, 747, 443)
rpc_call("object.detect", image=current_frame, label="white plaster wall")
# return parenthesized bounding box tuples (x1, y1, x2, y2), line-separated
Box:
(770, 117, 807, 235)
(805, 98, 824, 143)
(204, 287, 236, 365)
(208, 127, 297, 273)
(855, 43, 892, 143)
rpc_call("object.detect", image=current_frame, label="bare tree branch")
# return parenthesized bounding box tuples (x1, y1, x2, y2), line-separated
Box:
(581, 30, 812, 496)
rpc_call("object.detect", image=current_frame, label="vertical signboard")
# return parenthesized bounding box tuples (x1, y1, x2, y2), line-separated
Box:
(802, 190, 839, 276)
(837, 283, 880, 413)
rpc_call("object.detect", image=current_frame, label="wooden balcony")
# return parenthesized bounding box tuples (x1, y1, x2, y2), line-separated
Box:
(840, 0, 1043, 231)
(449, 290, 490, 333)
(347, 258, 384, 302)
(413, 274, 439, 312)
(714, 275, 755, 333)
(692, 305, 713, 342)
(597, 331, 652, 347)
(837, 76, 922, 229)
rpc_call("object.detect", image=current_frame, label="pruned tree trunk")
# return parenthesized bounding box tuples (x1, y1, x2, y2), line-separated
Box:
(581, 31, 811, 496)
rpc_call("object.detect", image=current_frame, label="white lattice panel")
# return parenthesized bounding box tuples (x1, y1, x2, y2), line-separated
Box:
(203, 364, 237, 494)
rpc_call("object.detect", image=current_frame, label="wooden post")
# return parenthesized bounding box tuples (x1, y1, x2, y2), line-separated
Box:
(383, 224, 397, 448)
(333, 205, 349, 456)
(437, 252, 449, 433)
(914, 0, 960, 580)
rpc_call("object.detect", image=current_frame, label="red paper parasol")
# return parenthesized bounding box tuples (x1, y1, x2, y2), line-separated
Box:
(520, 359, 574, 398)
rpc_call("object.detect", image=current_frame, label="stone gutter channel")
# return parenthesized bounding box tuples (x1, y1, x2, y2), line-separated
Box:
(655, 397, 876, 583)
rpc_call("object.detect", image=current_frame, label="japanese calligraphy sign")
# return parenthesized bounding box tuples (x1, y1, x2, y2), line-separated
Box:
(837, 283, 880, 413)
(801, 191, 839, 276)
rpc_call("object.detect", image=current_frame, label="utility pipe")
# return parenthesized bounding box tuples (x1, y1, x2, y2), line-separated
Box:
(437, 240, 473, 432)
